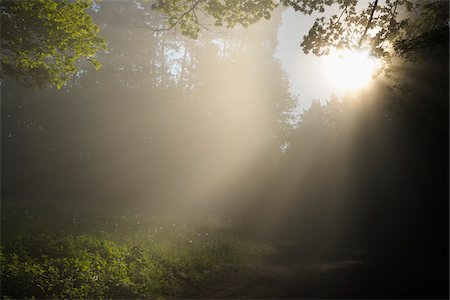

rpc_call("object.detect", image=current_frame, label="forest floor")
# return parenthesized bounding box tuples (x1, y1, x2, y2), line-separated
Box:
(195, 238, 370, 298)
(2, 201, 442, 298)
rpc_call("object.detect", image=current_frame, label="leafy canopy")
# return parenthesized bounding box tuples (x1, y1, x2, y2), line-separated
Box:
(150, 0, 448, 60)
(0, 0, 106, 89)
(150, 0, 277, 38)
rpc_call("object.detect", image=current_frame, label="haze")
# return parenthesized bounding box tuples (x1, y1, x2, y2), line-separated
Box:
(1, 1, 448, 298)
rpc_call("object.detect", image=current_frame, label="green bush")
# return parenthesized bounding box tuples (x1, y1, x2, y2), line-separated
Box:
(0, 225, 265, 299)
(1, 235, 132, 298)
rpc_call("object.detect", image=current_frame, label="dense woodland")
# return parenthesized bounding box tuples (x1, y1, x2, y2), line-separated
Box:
(1, 0, 448, 298)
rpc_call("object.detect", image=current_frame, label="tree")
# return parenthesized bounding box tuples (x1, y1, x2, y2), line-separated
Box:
(0, 0, 106, 89)
(393, 0, 448, 59)
(149, 0, 277, 38)
(150, 0, 448, 61)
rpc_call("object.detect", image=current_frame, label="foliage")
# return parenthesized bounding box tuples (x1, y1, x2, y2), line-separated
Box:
(150, 0, 448, 61)
(1, 235, 131, 298)
(0, 0, 106, 89)
(0, 211, 267, 299)
(393, 0, 449, 59)
(150, 0, 277, 38)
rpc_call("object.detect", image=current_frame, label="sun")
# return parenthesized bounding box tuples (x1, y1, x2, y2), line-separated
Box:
(322, 49, 381, 93)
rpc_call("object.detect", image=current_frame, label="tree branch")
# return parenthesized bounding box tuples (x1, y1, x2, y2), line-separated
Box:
(359, 0, 378, 47)
(143, 0, 203, 32)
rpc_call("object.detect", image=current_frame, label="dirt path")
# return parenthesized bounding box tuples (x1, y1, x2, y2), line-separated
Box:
(196, 240, 369, 298)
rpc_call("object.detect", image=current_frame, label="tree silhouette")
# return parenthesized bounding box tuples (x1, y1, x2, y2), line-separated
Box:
(151, 0, 448, 62)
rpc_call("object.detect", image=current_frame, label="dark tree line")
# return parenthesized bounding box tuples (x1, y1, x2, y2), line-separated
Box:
(0, 1, 448, 297)
(234, 47, 448, 297)
(1, 2, 295, 211)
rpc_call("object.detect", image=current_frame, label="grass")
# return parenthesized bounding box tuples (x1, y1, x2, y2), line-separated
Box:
(0, 203, 269, 299)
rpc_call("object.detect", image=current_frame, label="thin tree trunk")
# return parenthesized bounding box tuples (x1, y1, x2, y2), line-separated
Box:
(179, 43, 189, 88)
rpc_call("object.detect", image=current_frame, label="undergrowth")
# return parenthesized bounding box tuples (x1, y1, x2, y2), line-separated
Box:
(0, 207, 267, 299)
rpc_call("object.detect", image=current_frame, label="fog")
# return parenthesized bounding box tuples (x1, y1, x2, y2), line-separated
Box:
(1, 1, 448, 298)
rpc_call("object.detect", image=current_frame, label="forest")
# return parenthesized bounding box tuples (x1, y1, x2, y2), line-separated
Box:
(1, 0, 448, 298)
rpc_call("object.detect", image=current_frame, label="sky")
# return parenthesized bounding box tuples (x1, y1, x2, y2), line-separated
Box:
(275, 1, 374, 112)
(276, 8, 329, 111)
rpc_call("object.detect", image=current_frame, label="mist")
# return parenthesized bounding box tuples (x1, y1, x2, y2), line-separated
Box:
(1, 1, 448, 298)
